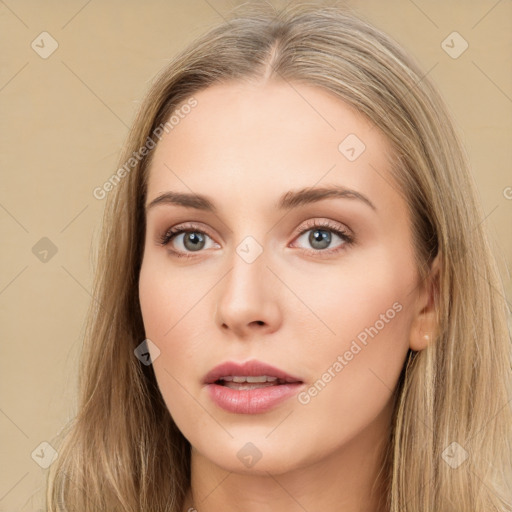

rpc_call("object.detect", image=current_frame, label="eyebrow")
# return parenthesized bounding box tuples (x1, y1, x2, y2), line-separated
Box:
(145, 185, 376, 213)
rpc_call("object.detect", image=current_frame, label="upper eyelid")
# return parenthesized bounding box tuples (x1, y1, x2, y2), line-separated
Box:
(167, 222, 216, 239)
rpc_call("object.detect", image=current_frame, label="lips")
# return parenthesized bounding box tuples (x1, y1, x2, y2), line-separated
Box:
(203, 360, 304, 414)
(203, 360, 303, 385)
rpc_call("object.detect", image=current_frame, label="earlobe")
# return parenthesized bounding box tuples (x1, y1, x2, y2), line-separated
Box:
(409, 254, 440, 352)
(410, 329, 434, 352)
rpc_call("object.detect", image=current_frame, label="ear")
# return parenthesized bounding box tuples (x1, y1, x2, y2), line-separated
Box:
(409, 254, 440, 351)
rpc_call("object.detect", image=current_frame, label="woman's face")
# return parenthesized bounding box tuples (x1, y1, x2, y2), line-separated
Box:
(139, 80, 430, 474)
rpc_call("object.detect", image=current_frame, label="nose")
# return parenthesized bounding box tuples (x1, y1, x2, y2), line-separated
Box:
(215, 245, 282, 339)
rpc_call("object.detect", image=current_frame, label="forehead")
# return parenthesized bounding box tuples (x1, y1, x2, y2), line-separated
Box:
(145, 80, 400, 215)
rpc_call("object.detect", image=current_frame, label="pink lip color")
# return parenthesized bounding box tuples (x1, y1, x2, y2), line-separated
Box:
(203, 359, 304, 414)
(206, 382, 303, 414)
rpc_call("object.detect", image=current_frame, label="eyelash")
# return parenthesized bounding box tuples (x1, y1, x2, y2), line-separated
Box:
(157, 219, 355, 259)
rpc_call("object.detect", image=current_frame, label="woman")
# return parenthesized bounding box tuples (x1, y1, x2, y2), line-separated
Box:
(47, 2, 512, 511)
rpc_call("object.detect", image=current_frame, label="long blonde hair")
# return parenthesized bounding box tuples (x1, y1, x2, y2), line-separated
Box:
(47, 2, 512, 510)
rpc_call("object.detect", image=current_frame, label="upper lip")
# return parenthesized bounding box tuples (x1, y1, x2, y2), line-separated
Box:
(203, 359, 303, 384)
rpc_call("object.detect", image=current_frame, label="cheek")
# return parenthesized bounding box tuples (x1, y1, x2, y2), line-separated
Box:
(138, 260, 200, 432)
(289, 249, 416, 419)
(138, 252, 211, 342)
(291, 249, 415, 350)
(138, 254, 215, 406)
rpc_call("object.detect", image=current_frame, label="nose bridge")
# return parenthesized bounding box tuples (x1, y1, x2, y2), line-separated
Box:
(215, 233, 281, 335)
(222, 235, 268, 305)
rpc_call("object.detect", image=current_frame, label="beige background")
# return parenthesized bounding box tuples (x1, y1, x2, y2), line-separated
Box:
(1, 0, 511, 509)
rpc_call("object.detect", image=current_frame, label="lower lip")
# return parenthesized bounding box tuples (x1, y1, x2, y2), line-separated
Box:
(206, 382, 303, 414)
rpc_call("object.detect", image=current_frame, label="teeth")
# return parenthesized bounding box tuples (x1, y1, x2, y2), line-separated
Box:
(247, 375, 277, 383)
(223, 381, 277, 390)
(221, 375, 278, 383)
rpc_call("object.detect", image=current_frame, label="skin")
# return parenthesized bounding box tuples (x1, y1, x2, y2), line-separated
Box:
(138, 80, 438, 512)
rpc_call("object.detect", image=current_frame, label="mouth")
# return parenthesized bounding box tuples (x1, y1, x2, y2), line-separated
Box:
(203, 360, 304, 414)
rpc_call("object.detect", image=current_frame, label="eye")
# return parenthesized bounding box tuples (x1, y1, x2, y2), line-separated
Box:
(291, 219, 354, 255)
(157, 219, 354, 259)
(158, 223, 218, 258)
